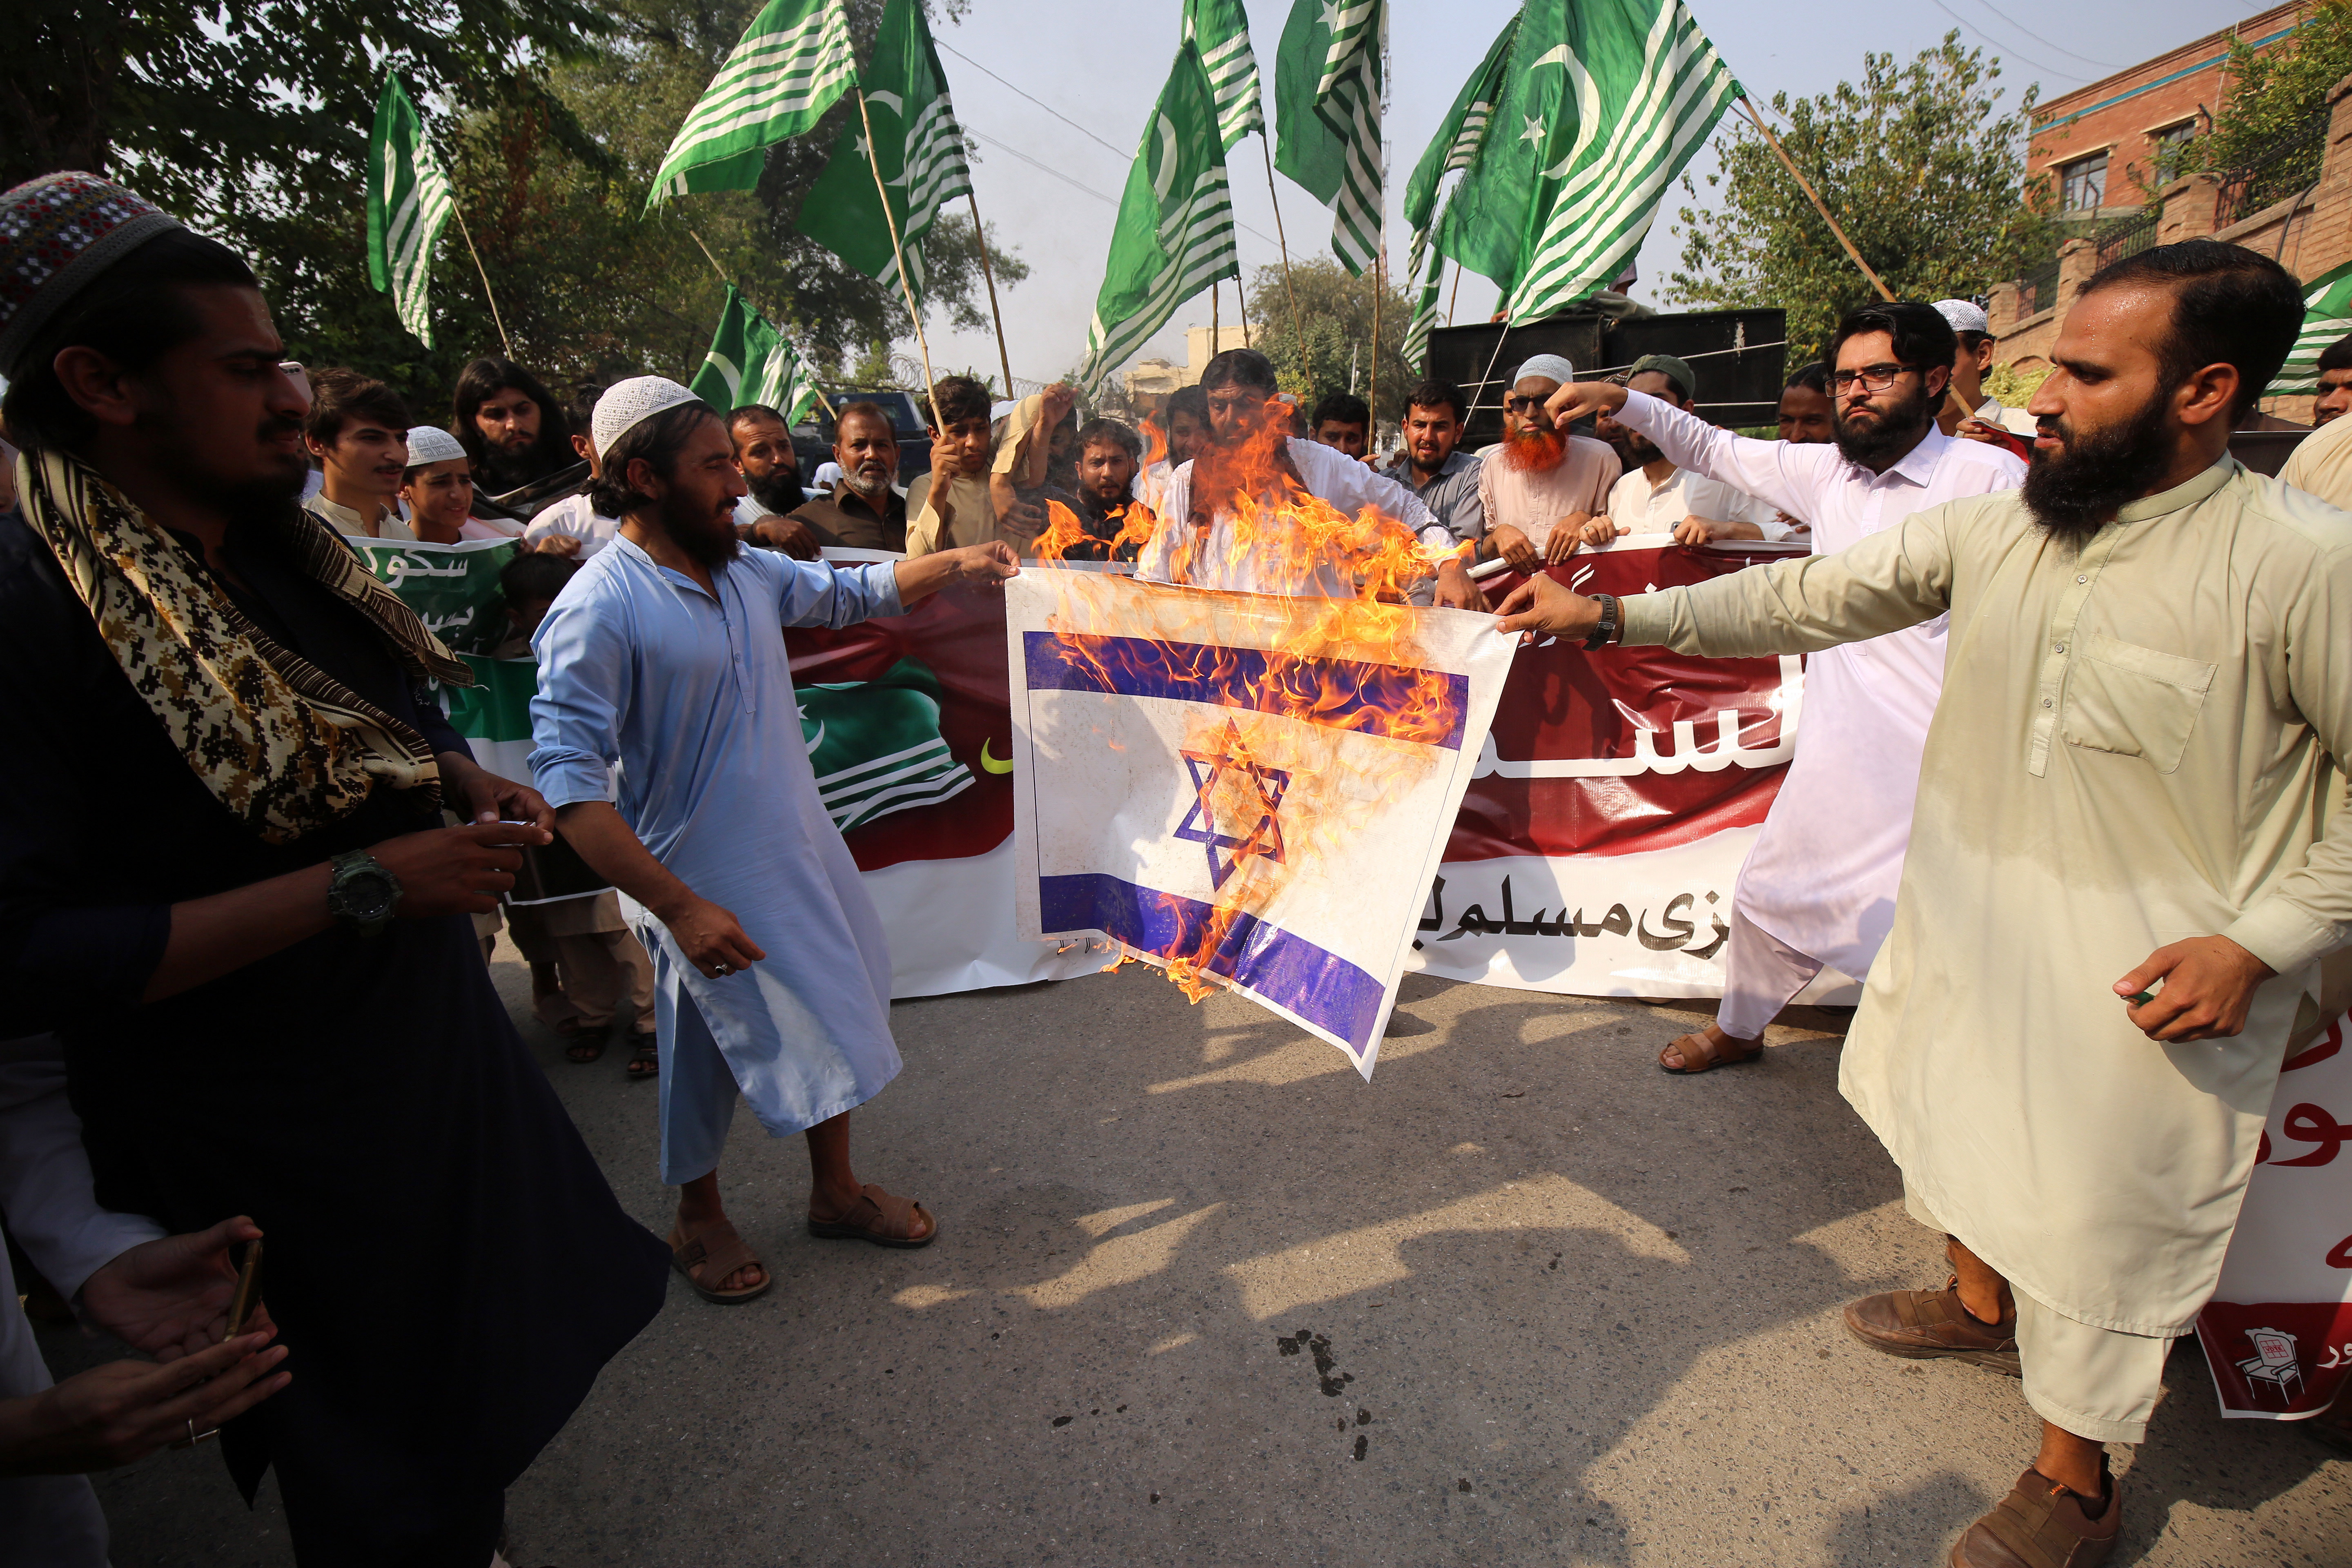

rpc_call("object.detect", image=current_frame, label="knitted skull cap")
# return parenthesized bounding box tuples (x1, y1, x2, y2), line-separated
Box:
(592, 375, 706, 455)
(0, 171, 186, 376)
(1512, 354, 1576, 388)
(1933, 298, 1991, 336)
(404, 425, 468, 466)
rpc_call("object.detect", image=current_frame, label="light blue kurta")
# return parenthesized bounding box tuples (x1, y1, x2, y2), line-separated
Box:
(529, 535, 906, 1181)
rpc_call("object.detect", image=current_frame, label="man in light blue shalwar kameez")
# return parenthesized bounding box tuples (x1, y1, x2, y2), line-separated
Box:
(529, 377, 1017, 1303)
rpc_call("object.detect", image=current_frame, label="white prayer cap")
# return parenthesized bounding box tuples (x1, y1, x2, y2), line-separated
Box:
(991, 400, 1019, 422)
(592, 374, 706, 455)
(1513, 353, 1576, 388)
(1933, 298, 1991, 336)
(403, 425, 466, 467)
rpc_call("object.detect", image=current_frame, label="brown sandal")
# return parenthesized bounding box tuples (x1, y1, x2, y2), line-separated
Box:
(1659, 1029, 1764, 1073)
(668, 1218, 771, 1305)
(807, 1183, 937, 1249)
(625, 1035, 658, 1079)
(1950, 1465, 2120, 1567)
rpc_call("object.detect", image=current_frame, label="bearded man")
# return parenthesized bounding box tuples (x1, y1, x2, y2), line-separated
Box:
(531, 379, 1018, 1305)
(1539, 303, 2023, 1077)
(1474, 354, 1621, 562)
(452, 356, 588, 522)
(785, 401, 907, 552)
(1501, 240, 2336, 1566)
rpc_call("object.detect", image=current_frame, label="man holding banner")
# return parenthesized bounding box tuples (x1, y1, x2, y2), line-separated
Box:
(531, 377, 1017, 1304)
(1502, 241, 2335, 1567)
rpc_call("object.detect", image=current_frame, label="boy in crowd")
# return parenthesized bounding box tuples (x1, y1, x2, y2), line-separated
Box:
(398, 425, 519, 542)
(300, 368, 412, 539)
(1310, 391, 1371, 459)
(524, 390, 621, 559)
(906, 375, 1000, 555)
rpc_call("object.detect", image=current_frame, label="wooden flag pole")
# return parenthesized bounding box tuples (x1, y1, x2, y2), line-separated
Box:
(1445, 258, 1461, 327)
(1259, 136, 1307, 354)
(856, 89, 945, 431)
(685, 228, 837, 420)
(1235, 270, 1253, 347)
(1212, 279, 1221, 352)
(423, 131, 512, 359)
(964, 188, 1016, 399)
(1367, 251, 1382, 442)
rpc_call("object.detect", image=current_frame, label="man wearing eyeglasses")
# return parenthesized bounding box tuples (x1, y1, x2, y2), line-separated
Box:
(1529, 303, 2024, 1077)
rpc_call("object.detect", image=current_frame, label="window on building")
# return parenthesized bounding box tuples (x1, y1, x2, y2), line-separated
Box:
(2149, 119, 2197, 156)
(2059, 151, 2109, 212)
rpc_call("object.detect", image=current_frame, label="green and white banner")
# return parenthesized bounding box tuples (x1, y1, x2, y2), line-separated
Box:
(1183, 0, 1265, 152)
(348, 536, 535, 777)
(365, 71, 456, 347)
(1274, 0, 1385, 276)
(2272, 258, 2352, 395)
(648, 0, 860, 207)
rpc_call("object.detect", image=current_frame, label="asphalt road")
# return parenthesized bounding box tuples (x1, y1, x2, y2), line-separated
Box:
(52, 953, 2351, 1566)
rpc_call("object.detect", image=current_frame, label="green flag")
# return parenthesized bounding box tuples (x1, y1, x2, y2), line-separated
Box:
(1401, 207, 1448, 371)
(1075, 43, 1239, 396)
(1274, 0, 1384, 275)
(1399, 16, 1519, 370)
(690, 285, 823, 425)
(647, 0, 859, 208)
(1183, 0, 1264, 151)
(796, 0, 971, 302)
(798, 659, 976, 831)
(1502, 0, 1737, 321)
(365, 72, 455, 347)
(2272, 258, 2352, 395)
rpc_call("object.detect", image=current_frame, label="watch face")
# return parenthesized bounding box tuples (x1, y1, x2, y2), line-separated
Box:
(342, 872, 398, 923)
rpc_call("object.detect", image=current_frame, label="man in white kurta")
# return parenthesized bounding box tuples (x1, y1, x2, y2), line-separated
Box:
(1583, 305, 2024, 1072)
(1503, 243, 2336, 1562)
(531, 378, 1016, 1303)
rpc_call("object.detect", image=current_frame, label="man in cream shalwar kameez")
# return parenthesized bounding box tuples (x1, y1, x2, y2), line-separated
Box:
(1506, 243, 2339, 1565)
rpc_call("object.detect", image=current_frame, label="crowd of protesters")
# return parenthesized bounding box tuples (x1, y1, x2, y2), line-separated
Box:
(2, 154, 2350, 1568)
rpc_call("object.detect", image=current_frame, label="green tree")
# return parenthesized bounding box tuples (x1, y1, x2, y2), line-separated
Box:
(1243, 258, 1417, 424)
(2200, 2, 2352, 181)
(1666, 34, 2055, 362)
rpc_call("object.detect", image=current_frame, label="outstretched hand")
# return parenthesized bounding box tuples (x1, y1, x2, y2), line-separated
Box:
(1542, 380, 1630, 429)
(1493, 573, 1603, 641)
(2114, 936, 2274, 1042)
(83, 1218, 268, 1362)
(0, 1331, 288, 1477)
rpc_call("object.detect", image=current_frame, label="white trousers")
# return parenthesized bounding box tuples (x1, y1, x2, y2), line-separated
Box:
(1716, 904, 1825, 1040)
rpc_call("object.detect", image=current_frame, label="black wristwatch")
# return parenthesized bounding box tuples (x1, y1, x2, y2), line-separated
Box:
(1583, 593, 1621, 651)
(327, 850, 402, 936)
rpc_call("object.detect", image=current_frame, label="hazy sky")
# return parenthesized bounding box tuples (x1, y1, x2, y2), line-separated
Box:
(906, 0, 2274, 388)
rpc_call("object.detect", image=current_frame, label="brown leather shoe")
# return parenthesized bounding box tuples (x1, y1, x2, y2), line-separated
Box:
(1843, 1277, 2021, 1374)
(1951, 1467, 2120, 1567)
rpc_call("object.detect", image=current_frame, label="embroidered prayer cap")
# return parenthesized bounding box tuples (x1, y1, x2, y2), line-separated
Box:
(1630, 353, 1697, 403)
(592, 375, 707, 454)
(1933, 298, 1991, 337)
(0, 171, 187, 377)
(404, 426, 468, 467)
(1512, 354, 1575, 388)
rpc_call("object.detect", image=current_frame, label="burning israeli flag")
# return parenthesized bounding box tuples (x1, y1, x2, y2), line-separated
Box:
(1006, 571, 1513, 1078)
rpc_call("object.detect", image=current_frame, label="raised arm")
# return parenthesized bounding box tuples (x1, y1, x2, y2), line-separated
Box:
(1548, 383, 1834, 522)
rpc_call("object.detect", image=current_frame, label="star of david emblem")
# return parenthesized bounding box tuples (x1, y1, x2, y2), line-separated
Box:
(1173, 721, 1290, 891)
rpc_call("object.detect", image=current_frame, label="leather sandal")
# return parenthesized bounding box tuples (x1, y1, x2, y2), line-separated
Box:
(668, 1218, 771, 1305)
(808, 1182, 937, 1249)
(1844, 1276, 2021, 1374)
(1950, 1465, 2120, 1567)
(625, 1034, 658, 1079)
(1659, 1029, 1764, 1073)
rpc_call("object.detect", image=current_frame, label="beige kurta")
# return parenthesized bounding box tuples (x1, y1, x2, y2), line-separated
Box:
(1621, 457, 2352, 1335)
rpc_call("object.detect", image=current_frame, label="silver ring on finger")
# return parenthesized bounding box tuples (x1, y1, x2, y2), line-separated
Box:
(713, 962, 731, 976)
(193, 1421, 218, 1444)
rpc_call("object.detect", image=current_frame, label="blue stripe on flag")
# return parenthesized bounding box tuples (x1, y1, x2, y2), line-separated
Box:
(1023, 632, 1468, 749)
(1039, 872, 1386, 1055)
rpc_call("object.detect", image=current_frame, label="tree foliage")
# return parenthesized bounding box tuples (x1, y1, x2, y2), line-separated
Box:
(1666, 34, 2055, 362)
(2206, 1, 2352, 172)
(1243, 259, 1419, 424)
(0, 0, 1023, 419)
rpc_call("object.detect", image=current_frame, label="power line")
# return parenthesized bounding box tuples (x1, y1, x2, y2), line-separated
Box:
(938, 41, 1134, 163)
(961, 129, 1281, 250)
(1922, 0, 2089, 84)
(1957, 0, 2123, 71)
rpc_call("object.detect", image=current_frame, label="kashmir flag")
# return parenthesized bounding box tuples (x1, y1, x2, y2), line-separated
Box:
(1184, 0, 1264, 151)
(690, 285, 823, 425)
(1401, 213, 1447, 370)
(1501, 0, 1738, 321)
(798, 657, 978, 831)
(1005, 572, 1512, 1078)
(1074, 43, 1239, 396)
(796, 0, 972, 300)
(365, 72, 456, 347)
(2270, 258, 2352, 395)
(1274, 0, 1385, 274)
(647, 0, 859, 207)
(1400, 16, 1519, 368)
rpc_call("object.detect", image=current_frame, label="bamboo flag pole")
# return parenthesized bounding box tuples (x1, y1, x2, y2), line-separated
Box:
(425, 131, 512, 359)
(964, 188, 1016, 399)
(856, 89, 946, 431)
(1445, 258, 1461, 328)
(1367, 250, 1382, 443)
(1212, 278, 1221, 352)
(685, 228, 837, 419)
(1259, 136, 1306, 353)
(1236, 270, 1253, 347)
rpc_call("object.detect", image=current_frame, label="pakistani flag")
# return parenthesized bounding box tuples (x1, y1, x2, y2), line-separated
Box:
(691, 285, 824, 425)
(1501, 0, 1737, 321)
(1184, 0, 1264, 151)
(1274, 0, 1385, 275)
(797, 0, 972, 301)
(647, 0, 859, 208)
(1075, 43, 1239, 395)
(1399, 16, 1519, 368)
(365, 72, 455, 347)
(2271, 258, 2352, 395)
(798, 659, 976, 832)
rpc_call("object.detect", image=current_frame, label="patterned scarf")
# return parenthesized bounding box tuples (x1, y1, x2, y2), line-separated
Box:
(18, 449, 473, 844)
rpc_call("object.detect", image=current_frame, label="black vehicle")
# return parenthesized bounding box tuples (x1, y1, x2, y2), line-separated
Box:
(799, 389, 933, 486)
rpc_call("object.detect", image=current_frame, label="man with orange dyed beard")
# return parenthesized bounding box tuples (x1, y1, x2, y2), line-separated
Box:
(1474, 354, 1621, 564)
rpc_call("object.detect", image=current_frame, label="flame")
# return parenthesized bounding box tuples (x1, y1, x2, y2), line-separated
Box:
(1033, 403, 1464, 1012)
